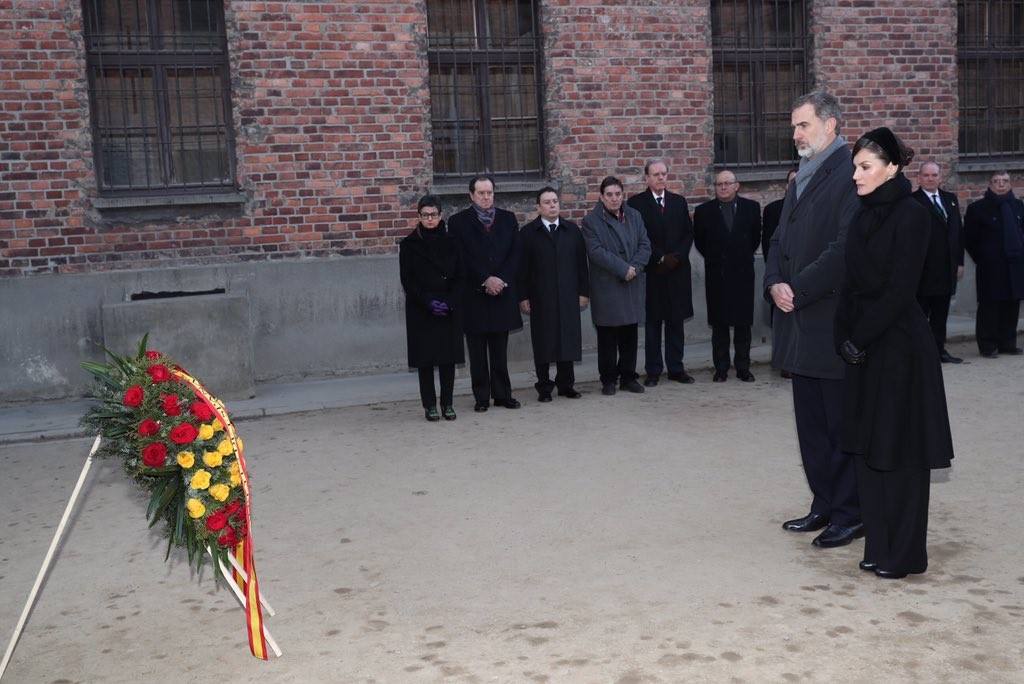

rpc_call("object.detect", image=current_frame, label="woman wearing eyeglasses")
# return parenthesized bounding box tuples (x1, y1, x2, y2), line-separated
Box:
(399, 195, 464, 421)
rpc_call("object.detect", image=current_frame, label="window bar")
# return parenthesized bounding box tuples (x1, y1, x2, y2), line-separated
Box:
(531, 0, 544, 176)
(477, 0, 492, 173)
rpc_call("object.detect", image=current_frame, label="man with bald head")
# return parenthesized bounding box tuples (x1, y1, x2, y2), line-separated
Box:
(694, 170, 761, 382)
(911, 161, 964, 363)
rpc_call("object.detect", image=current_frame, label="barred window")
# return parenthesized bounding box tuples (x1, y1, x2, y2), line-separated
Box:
(427, 0, 544, 180)
(958, 1, 1024, 160)
(83, 0, 236, 195)
(711, 1, 809, 167)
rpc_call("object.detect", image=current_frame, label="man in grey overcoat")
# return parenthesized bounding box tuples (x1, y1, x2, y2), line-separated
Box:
(764, 91, 862, 549)
(581, 176, 652, 396)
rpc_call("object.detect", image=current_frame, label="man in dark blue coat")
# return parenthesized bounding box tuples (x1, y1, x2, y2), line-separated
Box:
(912, 161, 965, 363)
(764, 91, 862, 549)
(448, 175, 523, 412)
(964, 170, 1024, 357)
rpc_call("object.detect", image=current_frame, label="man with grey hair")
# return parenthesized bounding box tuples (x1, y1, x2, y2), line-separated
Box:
(764, 91, 862, 549)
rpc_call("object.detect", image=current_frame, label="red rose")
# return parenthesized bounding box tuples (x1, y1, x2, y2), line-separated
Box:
(145, 350, 161, 360)
(217, 528, 238, 548)
(137, 418, 160, 437)
(147, 364, 170, 383)
(161, 394, 181, 416)
(141, 442, 167, 467)
(231, 503, 247, 521)
(168, 422, 198, 444)
(189, 400, 214, 421)
(123, 385, 144, 407)
(224, 499, 242, 516)
(205, 509, 229, 532)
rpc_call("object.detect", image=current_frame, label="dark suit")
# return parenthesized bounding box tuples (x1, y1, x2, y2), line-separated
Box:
(762, 198, 785, 259)
(911, 188, 964, 353)
(626, 189, 694, 378)
(448, 206, 523, 405)
(694, 196, 762, 374)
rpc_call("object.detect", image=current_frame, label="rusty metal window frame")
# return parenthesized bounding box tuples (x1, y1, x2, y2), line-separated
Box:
(82, 0, 238, 196)
(426, 0, 545, 182)
(957, 0, 1024, 162)
(711, 0, 810, 168)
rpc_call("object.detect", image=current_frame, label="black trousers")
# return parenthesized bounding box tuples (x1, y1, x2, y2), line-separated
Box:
(917, 293, 952, 352)
(535, 361, 575, 395)
(596, 324, 639, 386)
(417, 364, 455, 409)
(856, 456, 930, 574)
(644, 317, 686, 377)
(791, 374, 860, 527)
(711, 324, 751, 374)
(976, 298, 1021, 353)
(465, 331, 512, 404)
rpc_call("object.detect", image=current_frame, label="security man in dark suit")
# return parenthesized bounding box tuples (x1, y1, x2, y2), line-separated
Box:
(762, 168, 798, 260)
(627, 159, 696, 386)
(911, 161, 965, 363)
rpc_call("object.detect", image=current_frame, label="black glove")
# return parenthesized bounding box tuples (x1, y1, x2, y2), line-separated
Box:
(840, 339, 866, 365)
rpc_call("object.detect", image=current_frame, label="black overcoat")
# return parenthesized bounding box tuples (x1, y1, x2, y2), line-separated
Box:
(693, 196, 762, 327)
(764, 142, 861, 380)
(398, 222, 465, 368)
(834, 175, 954, 471)
(516, 217, 590, 363)
(626, 190, 695, 321)
(448, 206, 524, 334)
(761, 198, 784, 258)
(912, 188, 964, 297)
(963, 191, 1024, 301)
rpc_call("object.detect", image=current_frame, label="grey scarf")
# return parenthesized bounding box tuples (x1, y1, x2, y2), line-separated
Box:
(795, 135, 847, 200)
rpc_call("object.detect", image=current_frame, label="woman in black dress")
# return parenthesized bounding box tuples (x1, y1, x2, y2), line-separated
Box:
(399, 195, 464, 421)
(835, 128, 955, 579)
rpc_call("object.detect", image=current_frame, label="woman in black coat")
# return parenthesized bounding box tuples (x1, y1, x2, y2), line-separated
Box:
(399, 195, 464, 421)
(835, 128, 954, 579)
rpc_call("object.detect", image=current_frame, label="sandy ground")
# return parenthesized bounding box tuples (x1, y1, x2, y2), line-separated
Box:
(1, 340, 1022, 684)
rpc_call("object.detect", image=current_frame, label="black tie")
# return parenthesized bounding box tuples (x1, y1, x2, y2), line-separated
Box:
(656, 196, 664, 214)
(932, 194, 947, 220)
(546, 222, 557, 232)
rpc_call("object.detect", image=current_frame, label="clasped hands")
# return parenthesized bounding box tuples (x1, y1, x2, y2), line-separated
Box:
(840, 339, 866, 365)
(769, 283, 795, 313)
(624, 265, 638, 282)
(483, 275, 507, 296)
(428, 299, 450, 317)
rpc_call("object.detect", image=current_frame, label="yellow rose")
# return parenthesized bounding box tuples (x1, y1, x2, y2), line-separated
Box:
(198, 423, 215, 441)
(190, 469, 211, 490)
(202, 450, 223, 468)
(217, 438, 234, 456)
(209, 483, 230, 502)
(186, 498, 205, 519)
(176, 451, 195, 469)
(229, 461, 241, 487)
(212, 418, 224, 432)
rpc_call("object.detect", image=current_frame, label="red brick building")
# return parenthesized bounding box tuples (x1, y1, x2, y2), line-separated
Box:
(1, 0, 1021, 400)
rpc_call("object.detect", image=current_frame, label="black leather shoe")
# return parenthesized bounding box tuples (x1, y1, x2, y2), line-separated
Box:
(643, 376, 659, 387)
(859, 560, 878, 572)
(782, 512, 829, 532)
(474, 402, 489, 412)
(980, 349, 999, 358)
(875, 567, 925, 579)
(812, 523, 865, 548)
(939, 350, 963, 364)
(538, 393, 552, 403)
(713, 371, 727, 382)
(737, 370, 755, 382)
(424, 407, 440, 422)
(442, 405, 457, 421)
(601, 383, 617, 396)
(558, 388, 582, 399)
(497, 398, 521, 409)
(667, 371, 695, 384)
(620, 379, 645, 393)
(998, 346, 1023, 355)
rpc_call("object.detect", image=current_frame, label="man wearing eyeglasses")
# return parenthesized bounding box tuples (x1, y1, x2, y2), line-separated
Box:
(694, 170, 762, 382)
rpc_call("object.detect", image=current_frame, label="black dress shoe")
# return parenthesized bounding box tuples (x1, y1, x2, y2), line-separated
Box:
(497, 398, 521, 409)
(939, 350, 963, 364)
(998, 346, 1023, 355)
(737, 370, 755, 382)
(713, 371, 727, 382)
(620, 379, 645, 393)
(442, 405, 457, 421)
(601, 383, 617, 396)
(558, 388, 582, 399)
(858, 560, 878, 572)
(424, 407, 440, 422)
(780, 370, 793, 379)
(667, 371, 695, 384)
(474, 402, 489, 412)
(812, 523, 865, 548)
(643, 376, 659, 387)
(980, 349, 999, 358)
(782, 512, 829, 532)
(875, 567, 925, 579)
(538, 393, 552, 403)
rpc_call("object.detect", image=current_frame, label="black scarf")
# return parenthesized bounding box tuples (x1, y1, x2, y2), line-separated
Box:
(985, 189, 1024, 259)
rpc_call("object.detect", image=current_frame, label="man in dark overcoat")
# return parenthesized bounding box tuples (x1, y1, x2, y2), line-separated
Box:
(448, 175, 523, 412)
(694, 169, 762, 382)
(627, 159, 696, 386)
(964, 170, 1024, 357)
(912, 161, 965, 363)
(762, 168, 797, 260)
(764, 91, 862, 549)
(517, 187, 590, 402)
